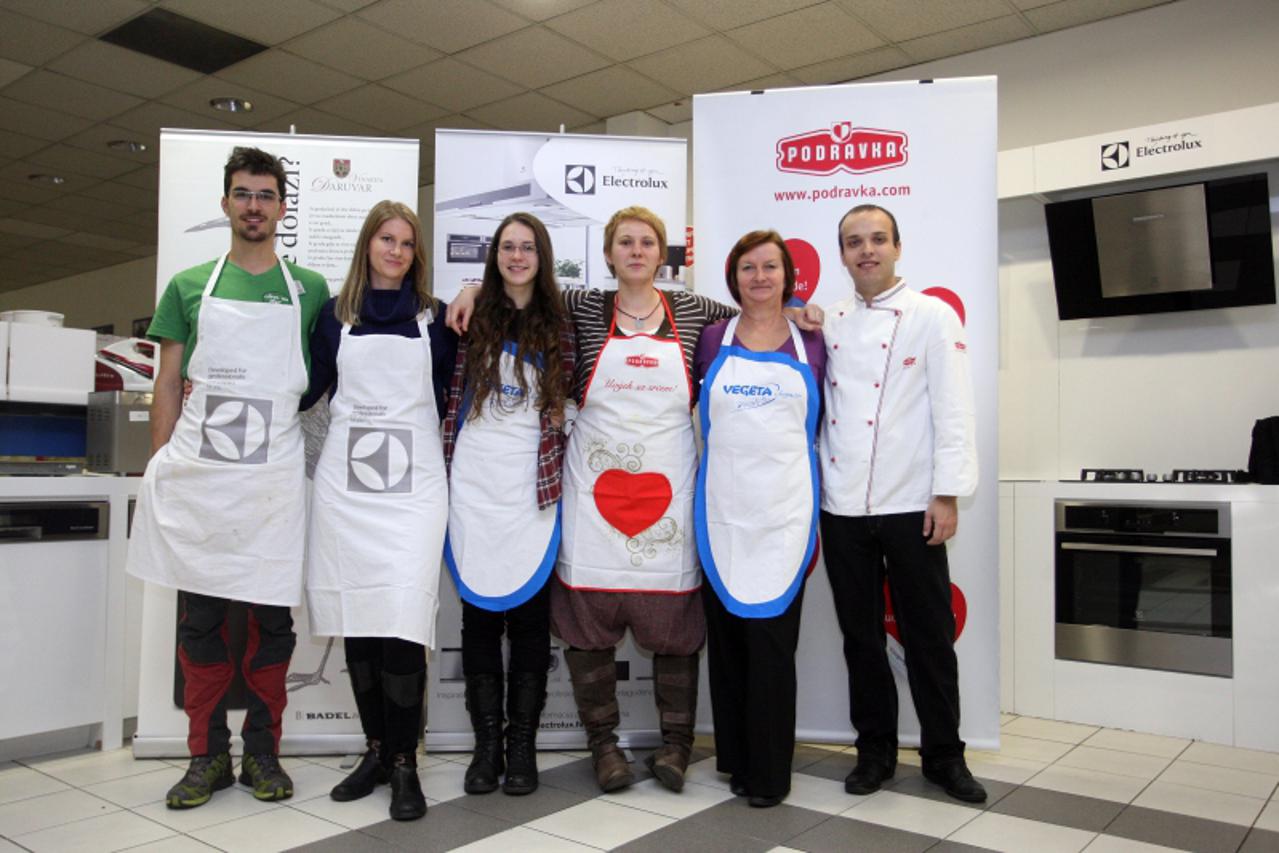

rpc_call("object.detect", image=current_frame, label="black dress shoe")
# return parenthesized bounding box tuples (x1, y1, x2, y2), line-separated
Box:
(330, 748, 387, 802)
(388, 758, 427, 821)
(844, 759, 895, 795)
(922, 759, 987, 803)
(748, 792, 785, 808)
(729, 775, 748, 797)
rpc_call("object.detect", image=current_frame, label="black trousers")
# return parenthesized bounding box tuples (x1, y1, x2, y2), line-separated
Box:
(820, 510, 964, 762)
(461, 581, 551, 676)
(343, 636, 427, 758)
(703, 583, 805, 799)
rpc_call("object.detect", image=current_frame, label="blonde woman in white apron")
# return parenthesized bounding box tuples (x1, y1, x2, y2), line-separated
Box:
(441, 212, 574, 797)
(302, 201, 456, 822)
(693, 231, 825, 808)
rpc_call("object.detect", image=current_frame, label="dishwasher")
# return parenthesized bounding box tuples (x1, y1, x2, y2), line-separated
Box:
(0, 501, 109, 738)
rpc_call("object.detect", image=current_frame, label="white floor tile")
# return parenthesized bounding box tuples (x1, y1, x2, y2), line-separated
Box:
(277, 761, 347, 803)
(82, 768, 174, 809)
(683, 756, 731, 791)
(947, 811, 1097, 853)
(416, 759, 468, 803)
(1025, 764, 1148, 804)
(1056, 746, 1171, 781)
(0, 789, 119, 837)
(1132, 780, 1265, 826)
(1002, 717, 1100, 745)
(776, 770, 857, 815)
(842, 789, 979, 838)
(526, 798, 674, 849)
(1157, 760, 1278, 799)
(188, 807, 347, 852)
(601, 775, 734, 819)
(13, 809, 175, 853)
(1084, 834, 1190, 852)
(289, 786, 412, 830)
(534, 751, 582, 772)
(0, 839, 25, 852)
(1000, 713, 1019, 726)
(0, 762, 71, 805)
(1081, 729, 1190, 759)
(23, 749, 167, 788)
(992, 734, 1075, 764)
(965, 752, 1049, 786)
(451, 824, 603, 852)
(1255, 799, 1279, 833)
(1179, 741, 1279, 775)
(123, 838, 221, 852)
(133, 787, 283, 832)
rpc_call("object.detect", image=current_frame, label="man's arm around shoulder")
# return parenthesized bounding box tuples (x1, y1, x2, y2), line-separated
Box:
(150, 339, 185, 456)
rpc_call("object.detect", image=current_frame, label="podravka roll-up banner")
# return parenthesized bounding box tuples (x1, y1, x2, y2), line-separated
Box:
(692, 77, 1000, 749)
(133, 128, 419, 757)
(427, 129, 687, 749)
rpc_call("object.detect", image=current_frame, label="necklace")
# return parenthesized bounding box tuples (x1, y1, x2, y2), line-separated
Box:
(615, 294, 662, 329)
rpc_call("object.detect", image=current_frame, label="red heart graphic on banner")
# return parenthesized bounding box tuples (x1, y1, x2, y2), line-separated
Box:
(884, 580, 968, 643)
(594, 469, 672, 538)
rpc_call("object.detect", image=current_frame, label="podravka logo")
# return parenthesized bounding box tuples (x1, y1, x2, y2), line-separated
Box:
(776, 122, 909, 176)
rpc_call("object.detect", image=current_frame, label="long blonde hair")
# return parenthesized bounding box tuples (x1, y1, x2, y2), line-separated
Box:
(335, 200, 435, 325)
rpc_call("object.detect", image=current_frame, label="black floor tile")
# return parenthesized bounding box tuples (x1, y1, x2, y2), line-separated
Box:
(792, 744, 842, 771)
(1238, 827, 1279, 852)
(449, 779, 591, 824)
(361, 801, 514, 852)
(538, 751, 655, 796)
(285, 829, 401, 853)
(613, 815, 776, 853)
(1106, 804, 1250, 853)
(886, 769, 1015, 811)
(926, 841, 999, 852)
(799, 750, 859, 783)
(687, 798, 833, 845)
(787, 814, 939, 853)
(990, 785, 1123, 832)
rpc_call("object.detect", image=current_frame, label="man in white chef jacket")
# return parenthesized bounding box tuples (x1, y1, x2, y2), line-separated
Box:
(128, 147, 327, 809)
(818, 204, 984, 803)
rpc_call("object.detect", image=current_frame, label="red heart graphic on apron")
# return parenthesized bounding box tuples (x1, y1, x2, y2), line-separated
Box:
(593, 469, 672, 538)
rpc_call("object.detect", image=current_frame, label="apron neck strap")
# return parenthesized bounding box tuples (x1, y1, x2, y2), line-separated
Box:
(721, 315, 808, 365)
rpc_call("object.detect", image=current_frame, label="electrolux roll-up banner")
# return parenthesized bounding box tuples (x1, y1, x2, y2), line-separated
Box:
(432, 129, 688, 303)
(428, 130, 687, 749)
(692, 77, 1000, 749)
(134, 128, 419, 757)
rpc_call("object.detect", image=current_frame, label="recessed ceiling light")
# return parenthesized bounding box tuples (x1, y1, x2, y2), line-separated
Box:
(209, 97, 253, 113)
(107, 139, 148, 153)
(28, 174, 66, 185)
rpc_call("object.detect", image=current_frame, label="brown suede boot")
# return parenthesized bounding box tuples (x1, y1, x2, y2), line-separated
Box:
(565, 647, 634, 792)
(646, 653, 698, 792)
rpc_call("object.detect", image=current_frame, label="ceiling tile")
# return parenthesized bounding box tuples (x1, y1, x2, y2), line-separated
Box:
(0, 96, 92, 141)
(0, 158, 97, 189)
(111, 102, 234, 139)
(43, 194, 142, 222)
(645, 101, 692, 124)
(728, 2, 884, 69)
(115, 166, 158, 191)
(2, 70, 143, 122)
(314, 0, 380, 10)
(72, 216, 153, 242)
(0, 229, 32, 248)
(665, 0, 825, 30)
(834, 0, 1013, 42)
(541, 65, 679, 117)
(716, 72, 804, 94)
(160, 0, 342, 45)
(313, 84, 449, 132)
(899, 14, 1034, 62)
(1007, 0, 1069, 8)
(790, 45, 911, 85)
(281, 16, 438, 81)
(253, 107, 379, 138)
(62, 124, 160, 164)
(46, 40, 202, 99)
(629, 35, 775, 94)
(0, 216, 74, 239)
(1025, 0, 1172, 34)
(160, 77, 301, 127)
(26, 144, 139, 180)
(398, 114, 494, 144)
(0, 0, 149, 35)
(356, 0, 528, 53)
(455, 26, 611, 89)
(0, 57, 30, 88)
(217, 50, 364, 104)
(76, 179, 156, 209)
(0, 128, 45, 159)
(13, 206, 112, 233)
(0, 175, 71, 203)
(383, 58, 524, 113)
(572, 119, 606, 134)
(545, 0, 711, 62)
(466, 91, 594, 133)
(486, 0, 596, 20)
(0, 9, 85, 65)
(60, 231, 143, 252)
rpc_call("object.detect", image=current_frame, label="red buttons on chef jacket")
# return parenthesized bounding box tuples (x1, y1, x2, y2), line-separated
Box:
(866, 420, 873, 426)
(833, 343, 839, 349)
(830, 419, 837, 425)
(881, 343, 887, 349)
(874, 382, 880, 388)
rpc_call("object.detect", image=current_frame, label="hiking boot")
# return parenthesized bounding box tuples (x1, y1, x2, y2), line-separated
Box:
(565, 647, 634, 792)
(165, 753, 233, 809)
(239, 753, 294, 801)
(646, 653, 698, 792)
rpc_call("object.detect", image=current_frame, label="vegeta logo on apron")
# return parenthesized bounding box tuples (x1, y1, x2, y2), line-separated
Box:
(346, 426, 413, 493)
(199, 394, 273, 463)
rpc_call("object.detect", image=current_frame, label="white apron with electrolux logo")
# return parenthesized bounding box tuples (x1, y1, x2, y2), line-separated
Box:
(445, 342, 560, 611)
(558, 292, 699, 592)
(306, 314, 446, 648)
(127, 254, 308, 606)
(695, 317, 819, 618)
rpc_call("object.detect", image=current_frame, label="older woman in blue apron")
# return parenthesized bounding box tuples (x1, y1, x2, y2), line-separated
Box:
(693, 230, 825, 807)
(303, 200, 456, 822)
(442, 212, 574, 797)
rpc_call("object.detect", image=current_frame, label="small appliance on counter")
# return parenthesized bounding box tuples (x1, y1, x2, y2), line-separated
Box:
(1, 315, 95, 404)
(86, 391, 152, 475)
(95, 337, 156, 392)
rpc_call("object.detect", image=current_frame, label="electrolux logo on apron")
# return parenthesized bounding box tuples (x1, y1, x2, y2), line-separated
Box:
(198, 395, 274, 464)
(346, 427, 414, 494)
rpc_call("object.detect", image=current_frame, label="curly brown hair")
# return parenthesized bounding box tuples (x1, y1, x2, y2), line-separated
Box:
(463, 212, 567, 420)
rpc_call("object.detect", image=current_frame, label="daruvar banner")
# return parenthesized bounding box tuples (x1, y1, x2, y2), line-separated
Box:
(693, 77, 1000, 749)
(135, 128, 419, 757)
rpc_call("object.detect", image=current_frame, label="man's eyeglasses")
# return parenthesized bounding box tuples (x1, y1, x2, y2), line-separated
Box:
(498, 242, 537, 256)
(229, 189, 281, 205)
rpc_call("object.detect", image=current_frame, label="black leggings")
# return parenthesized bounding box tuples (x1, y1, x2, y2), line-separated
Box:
(343, 636, 426, 757)
(461, 582, 551, 676)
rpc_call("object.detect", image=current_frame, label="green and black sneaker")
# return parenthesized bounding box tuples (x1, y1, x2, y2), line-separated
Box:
(166, 753, 233, 809)
(239, 753, 294, 801)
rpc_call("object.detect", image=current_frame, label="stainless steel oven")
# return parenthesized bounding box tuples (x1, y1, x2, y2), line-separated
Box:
(1054, 501, 1231, 677)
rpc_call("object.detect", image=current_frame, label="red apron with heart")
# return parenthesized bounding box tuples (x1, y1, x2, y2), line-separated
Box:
(557, 291, 700, 593)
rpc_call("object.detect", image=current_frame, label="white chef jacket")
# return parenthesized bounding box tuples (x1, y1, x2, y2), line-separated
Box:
(819, 280, 977, 517)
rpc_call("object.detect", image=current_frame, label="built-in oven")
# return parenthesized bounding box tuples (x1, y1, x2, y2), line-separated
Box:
(1055, 501, 1231, 678)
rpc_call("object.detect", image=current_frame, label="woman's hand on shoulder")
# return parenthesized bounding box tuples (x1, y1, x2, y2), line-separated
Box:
(784, 301, 824, 331)
(445, 286, 478, 334)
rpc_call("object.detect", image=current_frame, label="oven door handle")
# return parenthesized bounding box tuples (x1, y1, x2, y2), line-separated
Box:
(1059, 541, 1219, 557)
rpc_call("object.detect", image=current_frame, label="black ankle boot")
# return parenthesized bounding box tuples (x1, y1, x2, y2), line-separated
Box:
(503, 671, 547, 795)
(464, 673, 504, 794)
(388, 754, 426, 821)
(330, 742, 387, 802)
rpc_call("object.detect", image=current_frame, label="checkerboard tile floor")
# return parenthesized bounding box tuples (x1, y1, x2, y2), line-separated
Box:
(3, 715, 1278, 852)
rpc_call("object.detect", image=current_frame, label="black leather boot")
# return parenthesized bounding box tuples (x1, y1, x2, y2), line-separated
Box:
(503, 671, 547, 795)
(329, 741, 387, 801)
(388, 753, 427, 821)
(464, 673, 504, 794)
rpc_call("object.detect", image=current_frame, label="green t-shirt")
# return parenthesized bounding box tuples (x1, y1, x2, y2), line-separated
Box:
(147, 258, 329, 379)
